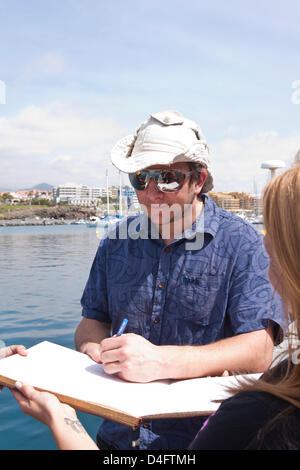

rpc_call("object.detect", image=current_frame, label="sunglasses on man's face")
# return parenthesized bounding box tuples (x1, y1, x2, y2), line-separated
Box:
(129, 169, 194, 193)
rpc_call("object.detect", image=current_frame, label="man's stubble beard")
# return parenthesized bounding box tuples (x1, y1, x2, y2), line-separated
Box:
(148, 192, 199, 235)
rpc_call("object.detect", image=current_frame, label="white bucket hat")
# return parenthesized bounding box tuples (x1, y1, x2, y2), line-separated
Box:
(110, 110, 212, 175)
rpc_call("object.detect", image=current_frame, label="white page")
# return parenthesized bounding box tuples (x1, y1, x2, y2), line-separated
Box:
(0, 341, 171, 418)
(145, 372, 262, 416)
(0, 341, 262, 418)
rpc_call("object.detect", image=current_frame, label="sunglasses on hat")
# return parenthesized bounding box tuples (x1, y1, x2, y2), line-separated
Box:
(129, 169, 194, 193)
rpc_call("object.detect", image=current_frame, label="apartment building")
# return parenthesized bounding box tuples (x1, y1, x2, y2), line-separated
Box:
(208, 192, 240, 211)
(208, 191, 262, 213)
(53, 183, 112, 206)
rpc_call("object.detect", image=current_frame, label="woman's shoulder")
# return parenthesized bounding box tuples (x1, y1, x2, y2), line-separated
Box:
(189, 365, 300, 450)
(220, 367, 300, 450)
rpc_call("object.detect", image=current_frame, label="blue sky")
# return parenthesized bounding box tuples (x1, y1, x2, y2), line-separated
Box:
(0, 0, 299, 193)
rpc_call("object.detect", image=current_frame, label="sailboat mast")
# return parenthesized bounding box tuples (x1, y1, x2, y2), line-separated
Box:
(253, 177, 258, 216)
(106, 169, 109, 215)
(119, 171, 122, 217)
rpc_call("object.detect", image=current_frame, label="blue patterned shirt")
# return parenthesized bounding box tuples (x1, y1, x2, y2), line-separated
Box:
(80, 195, 284, 450)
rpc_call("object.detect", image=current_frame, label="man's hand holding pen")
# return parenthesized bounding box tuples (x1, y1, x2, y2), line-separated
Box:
(100, 333, 162, 383)
(80, 318, 232, 383)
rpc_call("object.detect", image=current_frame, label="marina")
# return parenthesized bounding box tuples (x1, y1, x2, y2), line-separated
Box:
(0, 208, 264, 227)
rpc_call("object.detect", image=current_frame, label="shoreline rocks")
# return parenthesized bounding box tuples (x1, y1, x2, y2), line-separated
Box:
(0, 205, 100, 226)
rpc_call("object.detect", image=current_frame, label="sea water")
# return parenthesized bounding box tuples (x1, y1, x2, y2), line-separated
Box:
(0, 224, 103, 450)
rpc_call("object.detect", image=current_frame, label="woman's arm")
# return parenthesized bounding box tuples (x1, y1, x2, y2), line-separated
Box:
(11, 382, 98, 450)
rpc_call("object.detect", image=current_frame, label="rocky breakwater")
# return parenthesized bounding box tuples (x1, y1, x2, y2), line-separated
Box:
(0, 205, 98, 226)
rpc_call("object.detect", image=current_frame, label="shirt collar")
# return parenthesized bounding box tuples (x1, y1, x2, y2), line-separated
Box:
(182, 194, 220, 240)
(201, 194, 220, 237)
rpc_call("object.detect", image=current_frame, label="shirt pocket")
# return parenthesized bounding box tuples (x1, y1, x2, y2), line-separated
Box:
(179, 270, 225, 324)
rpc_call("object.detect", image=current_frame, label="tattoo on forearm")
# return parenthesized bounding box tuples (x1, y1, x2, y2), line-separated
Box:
(64, 417, 87, 434)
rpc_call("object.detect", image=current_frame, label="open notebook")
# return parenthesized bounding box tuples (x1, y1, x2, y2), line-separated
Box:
(0, 341, 262, 428)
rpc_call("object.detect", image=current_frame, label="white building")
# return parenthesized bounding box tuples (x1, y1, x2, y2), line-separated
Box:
(53, 183, 112, 206)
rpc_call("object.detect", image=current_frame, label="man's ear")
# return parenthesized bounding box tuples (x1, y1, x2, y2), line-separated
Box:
(194, 168, 207, 196)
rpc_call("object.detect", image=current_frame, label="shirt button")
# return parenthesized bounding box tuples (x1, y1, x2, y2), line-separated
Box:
(164, 247, 170, 253)
(158, 282, 164, 289)
(154, 317, 160, 324)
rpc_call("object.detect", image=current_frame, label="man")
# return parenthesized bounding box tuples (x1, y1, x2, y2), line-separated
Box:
(75, 110, 284, 450)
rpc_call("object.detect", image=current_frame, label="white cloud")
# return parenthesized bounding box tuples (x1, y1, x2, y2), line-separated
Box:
(0, 102, 126, 188)
(211, 131, 300, 194)
(1, 103, 299, 193)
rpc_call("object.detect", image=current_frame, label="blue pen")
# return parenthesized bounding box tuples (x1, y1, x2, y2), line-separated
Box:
(116, 318, 128, 336)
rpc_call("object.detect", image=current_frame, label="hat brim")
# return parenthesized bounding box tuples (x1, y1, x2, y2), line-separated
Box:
(112, 151, 196, 173)
(111, 134, 212, 174)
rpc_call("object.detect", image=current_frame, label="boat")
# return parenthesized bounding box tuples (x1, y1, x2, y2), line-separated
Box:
(251, 215, 264, 224)
(70, 219, 85, 225)
(87, 214, 123, 229)
(86, 216, 100, 228)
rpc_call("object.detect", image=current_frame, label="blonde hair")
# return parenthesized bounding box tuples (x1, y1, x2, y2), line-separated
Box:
(234, 162, 300, 409)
